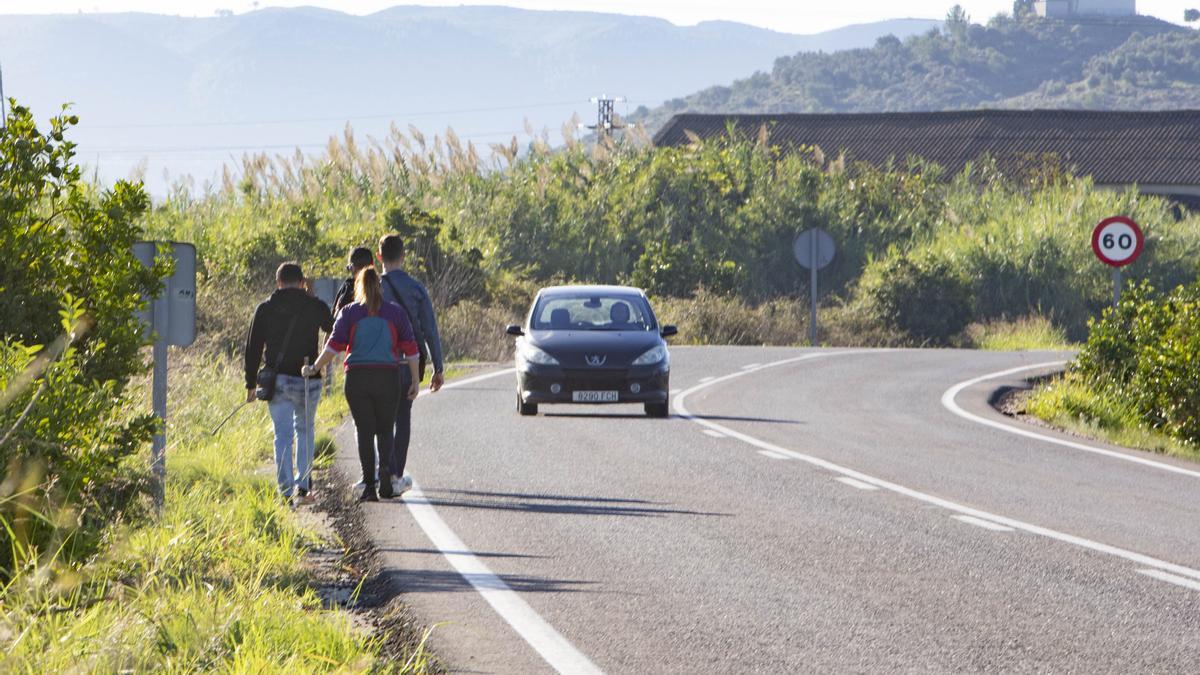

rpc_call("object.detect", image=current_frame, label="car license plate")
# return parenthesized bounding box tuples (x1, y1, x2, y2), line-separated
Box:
(572, 390, 619, 403)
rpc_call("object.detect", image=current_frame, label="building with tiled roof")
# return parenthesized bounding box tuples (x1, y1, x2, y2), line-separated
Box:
(652, 110, 1200, 203)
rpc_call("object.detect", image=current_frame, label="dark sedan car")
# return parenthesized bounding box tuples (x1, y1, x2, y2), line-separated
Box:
(506, 285, 677, 417)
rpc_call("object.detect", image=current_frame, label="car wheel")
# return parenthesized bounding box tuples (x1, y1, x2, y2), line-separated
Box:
(645, 401, 669, 418)
(518, 394, 538, 416)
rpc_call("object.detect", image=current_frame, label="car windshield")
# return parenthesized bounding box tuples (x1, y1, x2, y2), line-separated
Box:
(531, 294, 657, 331)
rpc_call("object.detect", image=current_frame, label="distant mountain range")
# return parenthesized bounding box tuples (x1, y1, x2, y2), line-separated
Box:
(634, 13, 1199, 130)
(0, 7, 938, 192)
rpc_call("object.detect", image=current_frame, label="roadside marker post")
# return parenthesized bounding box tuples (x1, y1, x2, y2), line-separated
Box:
(134, 242, 196, 511)
(1091, 217, 1144, 308)
(793, 228, 836, 346)
(312, 277, 341, 395)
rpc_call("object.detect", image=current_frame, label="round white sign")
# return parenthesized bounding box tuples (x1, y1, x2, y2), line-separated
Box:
(1091, 217, 1144, 268)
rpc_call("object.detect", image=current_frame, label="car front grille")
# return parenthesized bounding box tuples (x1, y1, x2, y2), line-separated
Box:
(562, 369, 629, 390)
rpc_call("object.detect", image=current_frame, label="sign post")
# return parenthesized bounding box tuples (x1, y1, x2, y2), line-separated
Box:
(1091, 217, 1144, 308)
(134, 242, 197, 511)
(312, 277, 341, 395)
(793, 228, 836, 346)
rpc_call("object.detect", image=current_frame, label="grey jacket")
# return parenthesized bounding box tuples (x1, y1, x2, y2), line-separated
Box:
(381, 268, 445, 374)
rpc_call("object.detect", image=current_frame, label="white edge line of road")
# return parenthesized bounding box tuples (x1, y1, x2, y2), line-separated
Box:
(953, 515, 1016, 532)
(1139, 569, 1200, 592)
(672, 351, 1200, 585)
(941, 362, 1200, 480)
(406, 368, 604, 675)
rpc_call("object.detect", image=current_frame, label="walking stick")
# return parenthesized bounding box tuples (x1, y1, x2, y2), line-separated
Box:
(302, 357, 311, 494)
(210, 402, 249, 437)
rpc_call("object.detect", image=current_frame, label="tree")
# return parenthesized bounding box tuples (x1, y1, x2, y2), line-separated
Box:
(945, 4, 971, 39)
(1186, 9, 1200, 23)
(1013, 0, 1036, 19)
(0, 101, 167, 578)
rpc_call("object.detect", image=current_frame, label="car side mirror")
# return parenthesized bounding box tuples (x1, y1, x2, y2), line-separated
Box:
(506, 325, 525, 337)
(661, 325, 678, 338)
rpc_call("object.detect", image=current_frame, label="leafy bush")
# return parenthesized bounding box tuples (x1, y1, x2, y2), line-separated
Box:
(654, 288, 807, 346)
(0, 103, 167, 579)
(1059, 281, 1200, 447)
(857, 250, 974, 345)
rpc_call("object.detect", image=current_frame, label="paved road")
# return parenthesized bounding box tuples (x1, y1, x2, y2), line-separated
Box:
(333, 347, 1200, 673)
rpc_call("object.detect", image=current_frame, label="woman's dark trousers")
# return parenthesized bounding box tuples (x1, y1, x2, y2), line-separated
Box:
(345, 368, 401, 488)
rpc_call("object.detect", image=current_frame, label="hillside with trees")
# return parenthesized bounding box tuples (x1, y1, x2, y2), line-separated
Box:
(635, 8, 1198, 129)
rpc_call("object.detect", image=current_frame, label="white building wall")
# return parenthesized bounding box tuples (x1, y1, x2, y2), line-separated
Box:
(1036, 0, 1136, 16)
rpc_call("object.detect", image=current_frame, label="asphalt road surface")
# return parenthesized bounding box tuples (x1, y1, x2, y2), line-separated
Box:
(332, 347, 1200, 673)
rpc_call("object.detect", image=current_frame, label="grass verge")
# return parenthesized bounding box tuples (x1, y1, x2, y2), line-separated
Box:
(0, 353, 434, 672)
(1024, 373, 1200, 462)
(964, 316, 1074, 351)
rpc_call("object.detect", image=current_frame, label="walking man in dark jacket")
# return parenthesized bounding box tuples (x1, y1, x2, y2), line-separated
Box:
(378, 234, 445, 497)
(245, 262, 334, 503)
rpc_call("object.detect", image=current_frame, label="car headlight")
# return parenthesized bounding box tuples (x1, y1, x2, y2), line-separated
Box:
(632, 345, 668, 366)
(518, 344, 560, 366)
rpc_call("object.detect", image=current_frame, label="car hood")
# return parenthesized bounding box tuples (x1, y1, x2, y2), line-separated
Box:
(527, 330, 663, 369)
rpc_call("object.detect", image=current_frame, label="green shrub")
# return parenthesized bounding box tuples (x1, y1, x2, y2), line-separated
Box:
(1062, 280, 1200, 446)
(0, 103, 167, 579)
(857, 250, 974, 345)
(653, 288, 807, 346)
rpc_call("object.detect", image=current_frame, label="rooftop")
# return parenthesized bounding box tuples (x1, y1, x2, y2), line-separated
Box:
(653, 110, 1200, 187)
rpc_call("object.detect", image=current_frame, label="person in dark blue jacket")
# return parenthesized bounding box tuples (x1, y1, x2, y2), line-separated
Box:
(377, 234, 446, 497)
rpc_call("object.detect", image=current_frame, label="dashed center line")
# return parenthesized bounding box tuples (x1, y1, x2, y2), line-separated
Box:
(702, 430, 726, 439)
(758, 450, 789, 460)
(1139, 569, 1200, 592)
(953, 515, 1016, 532)
(836, 476, 879, 491)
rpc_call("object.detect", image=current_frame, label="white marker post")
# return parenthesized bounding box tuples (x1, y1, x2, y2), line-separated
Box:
(1091, 217, 1144, 308)
(793, 228, 836, 346)
(134, 242, 197, 511)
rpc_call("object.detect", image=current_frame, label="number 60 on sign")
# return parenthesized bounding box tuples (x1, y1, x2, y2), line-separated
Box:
(1091, 216, 1144, 268)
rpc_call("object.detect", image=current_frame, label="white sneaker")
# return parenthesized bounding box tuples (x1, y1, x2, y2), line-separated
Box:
(395, 475, 413, 496)
(352, 481, 366, 499)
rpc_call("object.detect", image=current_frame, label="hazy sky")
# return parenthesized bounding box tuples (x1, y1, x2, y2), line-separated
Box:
(4, 1, 1191, 34)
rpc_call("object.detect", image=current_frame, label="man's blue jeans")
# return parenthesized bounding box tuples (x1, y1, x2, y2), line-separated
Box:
(268, 374, 322, 497)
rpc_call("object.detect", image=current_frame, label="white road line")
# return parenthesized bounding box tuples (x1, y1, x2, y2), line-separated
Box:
(1138, 569, 1200, 593)
(941, 363, 1200, 480)
(741, 363, 762, 371)
(404, 481, 602, 674)
(758, 450, 790, 460)
(953, 515, 1016, 532)
(673, 352, 1200, 584)
(699, 376, 716, 383)
(670, 389, 682, 396)
(836, 476, 879, 491)
(405, 368, 602, 674)
(703, 430, 727, 439)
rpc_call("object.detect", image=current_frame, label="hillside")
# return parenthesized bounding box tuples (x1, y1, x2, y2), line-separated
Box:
(0, 7, 937, 193)
(635, 14, 1196, 129)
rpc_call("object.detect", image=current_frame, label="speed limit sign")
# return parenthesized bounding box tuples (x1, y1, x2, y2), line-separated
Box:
(1092, 216, 1144, 267)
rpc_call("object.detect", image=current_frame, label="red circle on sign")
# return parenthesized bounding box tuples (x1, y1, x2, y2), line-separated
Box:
(1092, 216, 1144, 268)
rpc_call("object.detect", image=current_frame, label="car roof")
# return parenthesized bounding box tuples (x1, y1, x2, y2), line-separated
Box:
(537, 285, 647, 298)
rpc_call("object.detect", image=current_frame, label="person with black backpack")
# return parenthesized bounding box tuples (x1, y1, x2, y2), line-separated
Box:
(333, 246, 374, 316)
(378, 233, 446, 497)
(244, 262, 334, 504)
